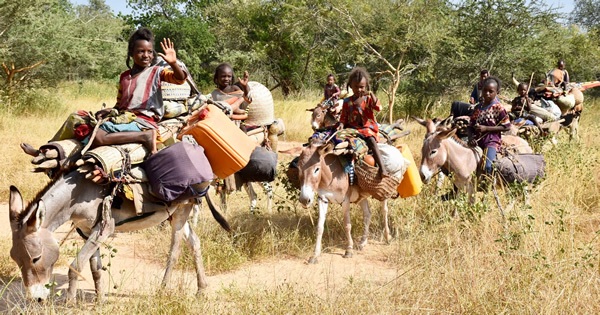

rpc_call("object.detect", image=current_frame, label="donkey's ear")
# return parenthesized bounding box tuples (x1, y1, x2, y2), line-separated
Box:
(9, 186, 24, 223)
(440, 115, 454, 128)
(306, 108, 315, 112)
(317, 142, 334, 156)
(412, 116, 427, 127)
(26, 201, 45, 232)
(437, 127, 457, 139)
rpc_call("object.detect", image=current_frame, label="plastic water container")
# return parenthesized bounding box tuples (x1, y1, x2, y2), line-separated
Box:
(396, 144, 423, 198)
(179, 104, 257, 179)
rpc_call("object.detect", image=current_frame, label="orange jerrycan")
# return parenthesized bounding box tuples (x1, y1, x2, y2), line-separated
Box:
(179, 104, 257, 179)
(396, 144, 423, 198)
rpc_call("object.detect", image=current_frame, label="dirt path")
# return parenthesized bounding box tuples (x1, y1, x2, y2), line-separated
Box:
(0, 202, 398, 304)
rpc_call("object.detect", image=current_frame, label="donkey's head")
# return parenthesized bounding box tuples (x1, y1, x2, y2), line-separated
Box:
(297, 141, 334, 207)
(9, 186, 59, 301)
(307, 104, 338, 131)
(415, 118, 457, 183)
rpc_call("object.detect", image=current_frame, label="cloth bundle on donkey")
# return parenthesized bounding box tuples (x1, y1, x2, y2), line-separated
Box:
(304, 127, 410, 201)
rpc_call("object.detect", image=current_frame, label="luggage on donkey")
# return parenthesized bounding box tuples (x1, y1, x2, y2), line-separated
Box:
(178, 104, 257, 179)
(355, 144, 410, 201)
(494, 153, 546, 184)
(236, 146, 278, 183)
(144, 141, 214, 202)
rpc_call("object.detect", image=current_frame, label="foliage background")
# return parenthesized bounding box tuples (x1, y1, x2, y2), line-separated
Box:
(1, 0, 599, 116)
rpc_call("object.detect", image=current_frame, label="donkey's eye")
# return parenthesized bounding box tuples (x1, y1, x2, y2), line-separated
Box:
(430, 150, 437, 156)
(32, 255, 41, 264)
(314, 167, 320, 174)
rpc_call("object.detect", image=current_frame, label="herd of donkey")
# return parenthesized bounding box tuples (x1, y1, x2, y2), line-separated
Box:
(7, 64, 600, 302)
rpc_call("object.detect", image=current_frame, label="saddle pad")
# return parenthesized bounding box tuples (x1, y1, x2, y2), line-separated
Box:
(495, 153, 545, 184)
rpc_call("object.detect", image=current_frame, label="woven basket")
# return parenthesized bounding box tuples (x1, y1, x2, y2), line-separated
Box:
(162, 81, 192, 101)
(355, 161, 400, 201)
(245, 81, 275, 126)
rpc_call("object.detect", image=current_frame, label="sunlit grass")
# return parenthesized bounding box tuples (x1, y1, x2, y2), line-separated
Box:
(2, 81, 600, 313)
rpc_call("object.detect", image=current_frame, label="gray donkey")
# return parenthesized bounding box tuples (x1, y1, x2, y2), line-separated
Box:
(9, 169, 230, 301)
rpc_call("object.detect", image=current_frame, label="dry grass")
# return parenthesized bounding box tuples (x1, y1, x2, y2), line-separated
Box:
(2, 82, 600, 313)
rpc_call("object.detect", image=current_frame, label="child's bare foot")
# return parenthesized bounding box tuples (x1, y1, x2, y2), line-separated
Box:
(20, 143, 40, 156)
(141, 129, 158, 154)
(378, 167, 389, 178)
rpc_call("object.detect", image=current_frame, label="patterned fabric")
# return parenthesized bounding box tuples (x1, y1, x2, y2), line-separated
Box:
(339, 95, 381, 138)
(511, 96, 533, 117)
(116, 66, 186, 128)
(324, 84, 341, 102)
(211, 88, 245, 104)
(470, 99, 510, 149)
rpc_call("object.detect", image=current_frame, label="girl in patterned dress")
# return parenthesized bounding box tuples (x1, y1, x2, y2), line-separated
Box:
(338, 67, 388, 177)
(93, 27, 188, 154)
(468, 77, 511, 174)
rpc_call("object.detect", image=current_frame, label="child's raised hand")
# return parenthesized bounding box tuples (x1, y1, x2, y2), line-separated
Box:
(158, 38, 177, 64)
(238, 71, 250, 87)
(368, 91, 378, 104)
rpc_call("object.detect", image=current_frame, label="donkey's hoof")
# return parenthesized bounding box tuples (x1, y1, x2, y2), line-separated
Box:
(308, 257, 318, 264)
(343, 250, 353, 258)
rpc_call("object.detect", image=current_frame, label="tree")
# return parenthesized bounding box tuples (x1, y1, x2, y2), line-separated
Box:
(0, 0, 125, 91)
(124, 0, 216, 86)
(571, 0, 600, 33)
(206, 0, 334, 95)
(451, 0, 563, 87)
(324, 0, 455, 122)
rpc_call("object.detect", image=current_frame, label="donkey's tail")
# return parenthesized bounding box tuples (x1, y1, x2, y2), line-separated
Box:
(204, 192, 232, 233)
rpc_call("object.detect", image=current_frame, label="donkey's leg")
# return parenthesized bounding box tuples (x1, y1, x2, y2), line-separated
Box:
(181, 219, 208, 293)
(68, 222, 115, 300)
(262, 182, 273, 214)
(89, 248, 104, 301)
(435, 173, 446, 194)
(342, 199, 354, 258)
(244, 182, 258, 213)
(308, 197, 329, 264)
(358, 198, 372, 250)
(219, 191, 228, 214)
(379, 199, 391, 244)
(162, 204, 194, 289)
(571, 117, 579, 141)
(190, 198, 201, 227)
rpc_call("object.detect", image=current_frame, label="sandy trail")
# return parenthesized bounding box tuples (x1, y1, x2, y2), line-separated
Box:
(0, 203, 398, 303)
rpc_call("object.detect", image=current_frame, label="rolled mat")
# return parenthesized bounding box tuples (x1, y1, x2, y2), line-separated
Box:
(84, 143, 149, 175)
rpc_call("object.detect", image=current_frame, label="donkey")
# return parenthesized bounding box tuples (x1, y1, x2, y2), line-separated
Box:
(416, 118, 532, 204)
(9, 169, 230, 301)
(307, 102, 340, 131)
(297, 140, 395, 264)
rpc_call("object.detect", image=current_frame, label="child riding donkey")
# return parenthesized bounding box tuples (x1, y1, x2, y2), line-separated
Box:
(21, 27, 188, 160)
(209, 63, 279, 213)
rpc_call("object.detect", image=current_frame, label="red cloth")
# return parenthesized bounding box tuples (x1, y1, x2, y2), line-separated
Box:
(339, 95, 381, 138)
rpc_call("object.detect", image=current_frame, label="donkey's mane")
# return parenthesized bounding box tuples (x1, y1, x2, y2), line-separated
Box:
(17, 167, 72, 222)
(449, 135, 470, 148)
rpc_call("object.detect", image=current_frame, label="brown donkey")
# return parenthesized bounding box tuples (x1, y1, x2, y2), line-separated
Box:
(297, 140, 395, 264)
